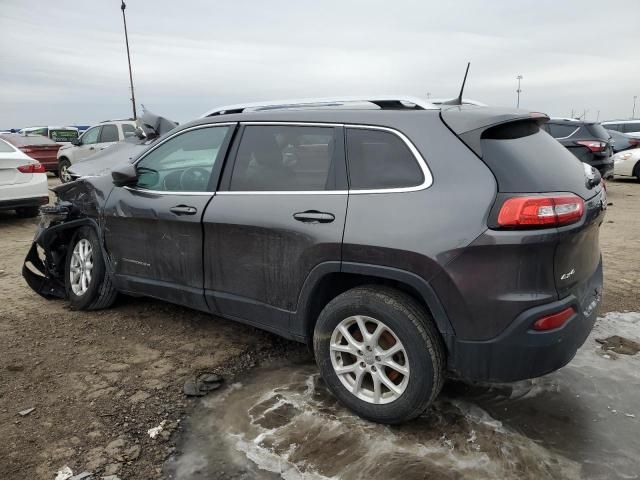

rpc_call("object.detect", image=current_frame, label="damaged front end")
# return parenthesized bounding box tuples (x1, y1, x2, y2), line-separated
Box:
(23, 181, 103, 299)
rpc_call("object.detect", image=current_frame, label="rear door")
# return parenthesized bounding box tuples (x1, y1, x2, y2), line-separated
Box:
(103, 124, 235, 311)
(97, 123, 120, 151)
(202, 122, 348, 335)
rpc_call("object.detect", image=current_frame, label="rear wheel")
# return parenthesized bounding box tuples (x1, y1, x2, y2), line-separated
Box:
(15, 207, 40, 218)
(633, 161, 640, 181)
(58, 158, 72, 183)
(313, 286, 445, 424)
(66, 227, 117, 310)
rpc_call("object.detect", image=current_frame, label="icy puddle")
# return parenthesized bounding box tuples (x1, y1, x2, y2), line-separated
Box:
(166, 312, 640, 480)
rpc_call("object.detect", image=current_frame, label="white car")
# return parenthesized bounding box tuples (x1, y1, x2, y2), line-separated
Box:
(613, 148, 640, 180)
(0, 138, 48, 218)
(56, 119, 137, 182)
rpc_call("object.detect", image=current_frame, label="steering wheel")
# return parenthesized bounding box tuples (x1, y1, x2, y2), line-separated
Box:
(179, 166, 210, 191)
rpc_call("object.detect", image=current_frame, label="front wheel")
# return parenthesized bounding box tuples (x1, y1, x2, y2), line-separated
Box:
(66, 227, 117, 310)
(313, 286, 445, 424)
(58, 158, 72, 183)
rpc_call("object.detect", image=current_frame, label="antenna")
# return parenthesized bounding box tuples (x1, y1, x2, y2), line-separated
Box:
(442, 62, 471, 106)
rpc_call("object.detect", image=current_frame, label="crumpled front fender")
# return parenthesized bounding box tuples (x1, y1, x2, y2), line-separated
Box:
(22, 217, 101, 299)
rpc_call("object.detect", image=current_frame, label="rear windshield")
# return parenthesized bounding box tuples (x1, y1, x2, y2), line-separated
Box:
(0, 139, 15, 152)
(586, 124, 611, 140)
(480, 121, 592, 195)
(0, 134, 56, 146)
(50, 129, 78, 142)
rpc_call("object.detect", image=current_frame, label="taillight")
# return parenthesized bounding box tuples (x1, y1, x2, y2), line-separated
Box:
(497, 194, 585, 228)
(17, 163, 46, 173)
(575, 140, 606, 152)
(629, 139, 640, 147)
(532, 307, 575, 331)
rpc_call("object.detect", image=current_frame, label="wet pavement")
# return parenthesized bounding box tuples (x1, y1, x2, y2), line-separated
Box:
(166, 311, 640, 480)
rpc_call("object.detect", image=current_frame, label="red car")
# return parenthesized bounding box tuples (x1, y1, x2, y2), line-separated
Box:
(0, 134, 61, 173)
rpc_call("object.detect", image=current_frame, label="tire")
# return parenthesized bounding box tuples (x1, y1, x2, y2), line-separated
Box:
(313, 285, 445, 424)
(58, 158, 72, 183)
(15, 206, 40, 218)
(633, 161, 640, 182)
(65, 226, 117, 310)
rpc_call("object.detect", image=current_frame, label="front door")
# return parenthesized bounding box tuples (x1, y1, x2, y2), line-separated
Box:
(103, 124, 235, 311)
(75, 125, 102, 162)
(202, 123, 348, 335)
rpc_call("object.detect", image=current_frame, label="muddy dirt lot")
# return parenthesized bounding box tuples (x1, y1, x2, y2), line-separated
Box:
(0, 177, 638, 480)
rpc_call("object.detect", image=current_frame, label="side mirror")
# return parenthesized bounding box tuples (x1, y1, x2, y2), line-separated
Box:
(72, 138, 81, 146)
(111, 163, 138, 187)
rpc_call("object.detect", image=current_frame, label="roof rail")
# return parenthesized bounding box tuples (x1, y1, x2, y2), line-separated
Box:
(201, 95, 439, 117)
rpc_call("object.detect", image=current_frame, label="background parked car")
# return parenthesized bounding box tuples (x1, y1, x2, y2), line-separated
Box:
(602, 119, 640, 139)
(0, 133, 61, 174)
(0, 138, 48, 217)
(543, 118, 614, 178)
(608, 129, 640, 153)
(613, 148, 640, 180)
(56, 119, 137, 182)
(19, 126, 79, 145)
(66, 108, 178, 182)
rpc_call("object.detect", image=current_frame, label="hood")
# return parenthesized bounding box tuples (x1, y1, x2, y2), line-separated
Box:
(68, 141, 148, 178)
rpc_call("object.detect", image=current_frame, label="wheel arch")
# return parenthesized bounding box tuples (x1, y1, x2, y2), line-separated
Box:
(24, 218, 113, 299)
(294, 262, 455, 349)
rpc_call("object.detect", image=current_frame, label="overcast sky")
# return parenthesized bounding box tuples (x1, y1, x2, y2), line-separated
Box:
(1, 0, 638, 127)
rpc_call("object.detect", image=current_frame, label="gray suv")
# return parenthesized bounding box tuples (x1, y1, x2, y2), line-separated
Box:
(23, 97, 605, 424)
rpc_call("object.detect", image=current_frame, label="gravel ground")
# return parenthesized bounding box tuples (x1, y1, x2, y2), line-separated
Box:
(0, 176, 637, 479)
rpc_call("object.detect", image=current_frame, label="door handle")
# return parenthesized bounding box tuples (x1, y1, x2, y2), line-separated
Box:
(170, 205, 198, 215)
(293, 210, 335, 223)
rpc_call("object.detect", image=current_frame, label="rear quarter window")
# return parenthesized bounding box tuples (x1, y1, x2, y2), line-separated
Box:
(546, 123, 579, 139)
(480, 121, 590, 194)
(346, 128, 424, 190)
(586, 124, 611, 140)
(623, 122, 640, 134)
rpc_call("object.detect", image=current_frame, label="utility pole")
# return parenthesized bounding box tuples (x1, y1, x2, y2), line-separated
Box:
(426, 92, 431, 101)
(121, 0, 137, 119)
(596, 110, 600, 122)
(516, 75, 523, 108)
(582, 109, 588, 121)
(633, 96, 637, 119)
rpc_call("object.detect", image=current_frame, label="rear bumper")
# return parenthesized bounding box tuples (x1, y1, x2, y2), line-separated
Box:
(448, 258, 603, 382)
(0, 173, 49, 210)
(0, 196, 49, 210)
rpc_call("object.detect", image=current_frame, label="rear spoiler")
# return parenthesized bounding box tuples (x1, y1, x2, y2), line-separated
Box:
(440, 106, 549, 157)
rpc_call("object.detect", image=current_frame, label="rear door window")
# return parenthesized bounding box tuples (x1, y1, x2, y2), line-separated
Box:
(100, 124, 119, 143)
(546, 123, 579, 139)
(345, 128, 424, 190)
(229, 125, 339, 191)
